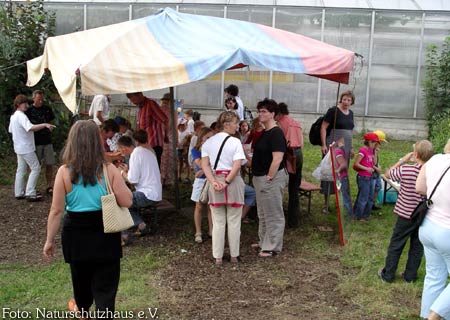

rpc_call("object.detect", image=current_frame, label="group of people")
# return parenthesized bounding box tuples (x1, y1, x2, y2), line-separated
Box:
(8, 86, 449, 319)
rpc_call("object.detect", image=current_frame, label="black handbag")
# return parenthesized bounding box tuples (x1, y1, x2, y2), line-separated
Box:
(410, 165, 450, 227)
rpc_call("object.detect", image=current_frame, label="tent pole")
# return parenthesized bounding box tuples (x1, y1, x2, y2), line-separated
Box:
(170, 87, 181, 209)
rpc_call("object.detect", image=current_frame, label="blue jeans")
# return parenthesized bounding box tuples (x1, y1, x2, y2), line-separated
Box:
(244, 184, 256, 207)
(354, 175, 373, 220)
(123, 191, 157, 234)
(419, 218, 450, 319)
(339, 175, 353, 218)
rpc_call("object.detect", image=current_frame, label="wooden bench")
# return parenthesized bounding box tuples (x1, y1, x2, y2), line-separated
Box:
(299, 180, 321, 215)
(139, 199, 176, 234)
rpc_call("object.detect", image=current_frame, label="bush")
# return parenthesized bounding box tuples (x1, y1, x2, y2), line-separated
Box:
(423, 36, 450, 152)
(0, 1, 70, 155)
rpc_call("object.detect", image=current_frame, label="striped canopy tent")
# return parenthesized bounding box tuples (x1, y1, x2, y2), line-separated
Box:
(27, 7, 355, 113)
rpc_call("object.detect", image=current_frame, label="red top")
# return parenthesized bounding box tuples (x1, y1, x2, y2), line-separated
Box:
(137, 97, 168, 148)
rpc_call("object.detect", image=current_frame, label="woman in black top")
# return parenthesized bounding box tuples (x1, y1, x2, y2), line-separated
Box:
(319, 91, 355, 214)
(251, 98, 288, 257)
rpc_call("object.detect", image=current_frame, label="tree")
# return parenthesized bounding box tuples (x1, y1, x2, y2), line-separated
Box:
(0, 0, 61, 153)
(423, 36, 450, 153)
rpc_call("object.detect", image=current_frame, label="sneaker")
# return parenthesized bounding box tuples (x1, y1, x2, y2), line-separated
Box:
(26, 194, 43, 202)
(194, 233, 202, 243)
(322, 207, 330, 214)
(372, 205, 382, 210)
(400, 272, 416, 283)
(377, 268, 387, 283)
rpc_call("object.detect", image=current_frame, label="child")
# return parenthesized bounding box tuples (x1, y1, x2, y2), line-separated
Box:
(378, 140, 434, 283)
(334, 138, 353, 218)
(239, 120, 250, 144)
(191, 127, 214, 243)
(188, 121, 206, 168)
(177, 119, 191, 182)
(372, 130, 388, 211)
(183, 109, 195, 134)
(244, 117, 264, 150)
(352, 132, 380, 222)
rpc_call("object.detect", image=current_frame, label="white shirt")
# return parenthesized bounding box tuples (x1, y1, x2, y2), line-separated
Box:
(235, 96, 244, 121)
(8, 110, 35, 154)
(89, 95, 110, 125)
(178, 129, 190, 149)
(424, 153, 450, 229)
(201, 132, 246, 170)
(187, 119, 195, 134)
(128, 146, 162, 201)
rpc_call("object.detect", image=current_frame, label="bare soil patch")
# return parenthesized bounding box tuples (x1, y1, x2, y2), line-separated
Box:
(0, 185, 383, 319)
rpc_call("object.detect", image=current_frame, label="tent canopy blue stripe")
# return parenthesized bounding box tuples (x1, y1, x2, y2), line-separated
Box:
(144, 8, 305, 80)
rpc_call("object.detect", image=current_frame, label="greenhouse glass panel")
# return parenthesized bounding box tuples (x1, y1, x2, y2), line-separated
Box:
(320, 9, 371, 116)
(272, 7, 323, 113)
(176, 77, 225, 110)
(226, 6, 273, 26)
(178, 5, 224, 17)
(369, 0, 418, 10)
(415, 0, 450, 11)
(277, 0, 324, 7)
(322, 0, 370, 9)
(86, 4, 129, 29)
(44, 3, 83, 35)
(275, 7, 323, 40)
(132, 5, 176, 19)
(369, 11, 422, 117)
(369, 66, 417, 117)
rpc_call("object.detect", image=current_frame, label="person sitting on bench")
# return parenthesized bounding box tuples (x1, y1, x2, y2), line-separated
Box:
(117, 130, 162, 245)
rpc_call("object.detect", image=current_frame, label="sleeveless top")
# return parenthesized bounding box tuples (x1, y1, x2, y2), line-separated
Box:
(66, 174, 107, 212)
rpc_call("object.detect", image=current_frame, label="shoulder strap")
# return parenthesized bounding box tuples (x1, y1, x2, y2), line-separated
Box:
(213, 135, 231, 170)
(429, 164, 450, 200)
(102, 164, 113, 195)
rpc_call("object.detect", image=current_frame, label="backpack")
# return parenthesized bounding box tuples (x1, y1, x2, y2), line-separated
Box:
(309, 115, 324, 146)
(244, 106, 253, 120)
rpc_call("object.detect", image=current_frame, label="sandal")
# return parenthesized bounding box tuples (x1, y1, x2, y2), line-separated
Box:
(134, 223, 151, 237)
(194, 233, 203, 243)
(215, 258, 223, 266)
(230, 256, 241, 263)
(258, 251, 277, 258)
(251, 243, 260, 250)
(46, 187, 53, 195)
(121, 236, 132, 246)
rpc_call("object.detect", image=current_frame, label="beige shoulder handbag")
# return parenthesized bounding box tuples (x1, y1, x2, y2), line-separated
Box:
(101, 164, 134, 233)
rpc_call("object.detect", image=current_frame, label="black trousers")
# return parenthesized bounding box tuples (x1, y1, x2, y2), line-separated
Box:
(70, 259, 120, 314)
(287, 148, 303, 228)
(153, 146, 163, 169)
(382, 216, 423, 282)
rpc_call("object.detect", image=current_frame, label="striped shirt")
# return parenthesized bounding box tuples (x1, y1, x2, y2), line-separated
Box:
(137, 97, 167, 148)
(389, 163, 424, 219)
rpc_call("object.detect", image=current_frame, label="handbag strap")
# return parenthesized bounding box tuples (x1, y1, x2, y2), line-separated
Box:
(428, 164, 450, 200)
(213, 135, 231, 170)
(102, 163, 113, 195)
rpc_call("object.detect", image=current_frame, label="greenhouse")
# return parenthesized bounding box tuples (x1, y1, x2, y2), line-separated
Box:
(13, 0, 450, 138)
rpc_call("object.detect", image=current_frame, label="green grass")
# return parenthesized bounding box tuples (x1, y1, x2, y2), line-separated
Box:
(1, 135, 427, 319)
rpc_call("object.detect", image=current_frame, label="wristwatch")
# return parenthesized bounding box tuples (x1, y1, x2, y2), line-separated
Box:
(399, 158, 405, 164)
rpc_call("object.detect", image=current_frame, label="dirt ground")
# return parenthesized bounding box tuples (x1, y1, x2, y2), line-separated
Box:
(0, 185, 384, 319)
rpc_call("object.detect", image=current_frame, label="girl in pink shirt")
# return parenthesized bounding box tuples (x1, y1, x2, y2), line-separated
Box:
(352, 132, 380, 222)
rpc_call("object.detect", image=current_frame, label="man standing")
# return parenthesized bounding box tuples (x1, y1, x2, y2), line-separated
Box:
(126, 92, 167, 167)
(277, 103, 304, 228)
(10, 94, 55, 201)
(224, 84, 244, 121)
(89, 94, 111, 125)
(25, 90, 56, 195)
(117, 132, 162, 244)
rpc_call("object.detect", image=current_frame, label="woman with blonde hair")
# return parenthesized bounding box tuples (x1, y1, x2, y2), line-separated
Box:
(416, 138, 450, 320)
(201, 111, 246, 265)
(43, 120, 132, 315)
